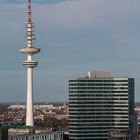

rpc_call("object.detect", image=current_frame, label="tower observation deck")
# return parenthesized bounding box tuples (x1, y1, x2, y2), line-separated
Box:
(19, 0, 40, 127)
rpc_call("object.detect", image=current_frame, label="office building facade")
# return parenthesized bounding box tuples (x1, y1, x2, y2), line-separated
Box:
(69, 71, 136, 140)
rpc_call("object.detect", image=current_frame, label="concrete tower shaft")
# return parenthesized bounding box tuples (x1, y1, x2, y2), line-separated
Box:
(19, 0, 40, 127)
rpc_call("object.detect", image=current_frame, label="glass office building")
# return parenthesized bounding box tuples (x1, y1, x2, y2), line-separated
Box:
(69, 71, 135, 140)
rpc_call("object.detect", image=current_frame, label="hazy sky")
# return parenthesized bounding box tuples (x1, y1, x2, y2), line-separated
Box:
(0, 0, 140, 102)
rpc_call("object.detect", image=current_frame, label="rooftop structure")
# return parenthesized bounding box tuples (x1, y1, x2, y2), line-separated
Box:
(87, 70, 112, 78)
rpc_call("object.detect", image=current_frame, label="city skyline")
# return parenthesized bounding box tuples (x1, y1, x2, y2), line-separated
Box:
(0, 0, 140, 102)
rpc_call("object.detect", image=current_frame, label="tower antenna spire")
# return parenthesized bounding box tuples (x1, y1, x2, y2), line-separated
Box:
(28, 0, 32, 21)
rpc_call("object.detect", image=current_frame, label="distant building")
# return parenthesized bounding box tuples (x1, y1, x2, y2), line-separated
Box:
(63, 132, 69, 140)
(8, 105, 26, 110)
(135, 106, 140, 125)
(8, 104, 54, 110)
(69, 71, 137, 140)
(9, 131, 62, 140)
(0, 126, 8, 140)
(135, 106, 140, 139)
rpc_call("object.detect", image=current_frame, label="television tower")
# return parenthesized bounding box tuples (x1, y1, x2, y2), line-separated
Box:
(19, 0, 40, 127)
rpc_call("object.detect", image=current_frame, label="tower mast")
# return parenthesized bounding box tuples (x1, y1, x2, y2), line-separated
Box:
(19, 0, 40, 127)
